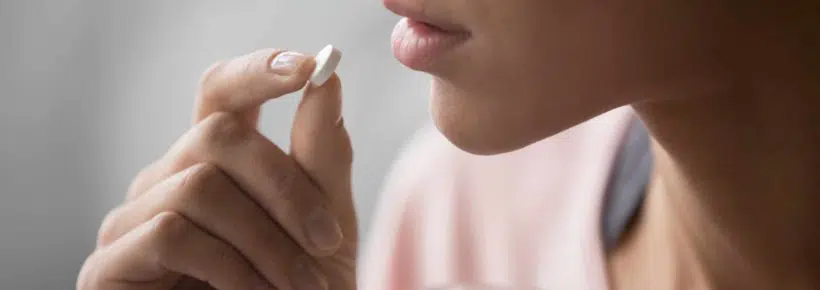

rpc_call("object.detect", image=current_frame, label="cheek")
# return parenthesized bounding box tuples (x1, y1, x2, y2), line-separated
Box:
(475, 0, 684, 98)
(429, 0, 733, 154)
(428, 2, 639, 154)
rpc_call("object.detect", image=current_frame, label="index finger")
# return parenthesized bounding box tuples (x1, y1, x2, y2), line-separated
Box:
(194, 49, 316, 125)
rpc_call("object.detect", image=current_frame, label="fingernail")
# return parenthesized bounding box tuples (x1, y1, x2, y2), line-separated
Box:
(305, 207, 344, 253)
(269, 52, 307, 75)
(290, 257, 328, 290)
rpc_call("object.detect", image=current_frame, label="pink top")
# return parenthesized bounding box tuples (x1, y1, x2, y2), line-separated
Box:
(359, 107, 637, 290)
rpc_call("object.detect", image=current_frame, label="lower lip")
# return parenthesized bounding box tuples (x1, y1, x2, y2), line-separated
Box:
(391, 17, 470, 71)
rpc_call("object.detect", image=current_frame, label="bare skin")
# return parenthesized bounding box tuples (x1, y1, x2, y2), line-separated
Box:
(79, 0, 819, 289)
(78, 50, 358, 290)
(609, 20, 820, 290)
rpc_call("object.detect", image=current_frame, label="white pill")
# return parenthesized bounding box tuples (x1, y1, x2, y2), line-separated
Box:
(309, 45, 342, 87)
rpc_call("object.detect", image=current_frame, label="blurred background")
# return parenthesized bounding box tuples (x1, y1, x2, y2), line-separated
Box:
(0, 1, 431, 288)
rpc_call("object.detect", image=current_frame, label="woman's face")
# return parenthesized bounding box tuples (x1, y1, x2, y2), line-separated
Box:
(387, 0, 746, 154)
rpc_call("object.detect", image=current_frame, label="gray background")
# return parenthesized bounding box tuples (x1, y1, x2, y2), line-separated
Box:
(0, 1, 430, 288)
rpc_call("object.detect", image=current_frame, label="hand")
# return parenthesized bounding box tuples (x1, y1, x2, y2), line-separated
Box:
(78, 49, 357, 290)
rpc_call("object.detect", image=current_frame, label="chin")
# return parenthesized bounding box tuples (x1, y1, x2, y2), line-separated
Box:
(428, 78, 612, 156)
(428, 81, 554, 156)
(433, 123, 530, 156)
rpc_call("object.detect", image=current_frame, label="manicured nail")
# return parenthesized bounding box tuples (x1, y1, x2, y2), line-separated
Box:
(290, 257, 328, 290)
(305, 207, 344, 253)
(269, 52, 307, 75)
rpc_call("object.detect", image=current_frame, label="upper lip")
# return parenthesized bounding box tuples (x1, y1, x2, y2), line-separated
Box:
(383, 0, 469, 33)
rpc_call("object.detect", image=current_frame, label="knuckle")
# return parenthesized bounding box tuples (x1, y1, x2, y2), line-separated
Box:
(150, 212, 192, 253)
(77, 251, 103, 290)
(177, 163, 220, 192)
(173, 163, 232, 204)
(198, 61, 229, 109)
(125, 162, 157, 200)
(199, 61, 226, 90)
(96, 207, 123, 247)
(198, 112, 252, 149)
(238, 49, 277, 100)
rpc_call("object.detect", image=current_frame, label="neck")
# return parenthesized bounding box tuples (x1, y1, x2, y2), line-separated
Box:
(609, 37, 820, 289)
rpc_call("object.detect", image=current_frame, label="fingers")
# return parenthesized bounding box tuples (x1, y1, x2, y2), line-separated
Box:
(79, 212, 268, 290)
(195, 49, 316, 125)
(128, 112, 344, 256)
(290, 75, 357, 232)
(97, 163, 327, 290)
(291, 75, 352, 196)
(291, 75, 359, 290)
(89, 48, 358, 290)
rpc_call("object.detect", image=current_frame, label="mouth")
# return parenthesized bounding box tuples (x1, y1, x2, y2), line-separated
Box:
(385, 0, 471, 71)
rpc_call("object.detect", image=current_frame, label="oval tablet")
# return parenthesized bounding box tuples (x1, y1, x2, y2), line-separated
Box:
(310, 45, 342, 87)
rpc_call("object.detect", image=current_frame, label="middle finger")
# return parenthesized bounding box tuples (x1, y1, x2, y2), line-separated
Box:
(131, 112, 344, 257)
(99, 163, 327, 290)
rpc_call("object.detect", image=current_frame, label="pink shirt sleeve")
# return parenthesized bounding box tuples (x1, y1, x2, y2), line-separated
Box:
(359, 107, 636, 290)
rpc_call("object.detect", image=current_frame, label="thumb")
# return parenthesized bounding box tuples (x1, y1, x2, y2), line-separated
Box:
(290, 71, 358, 290)
(290, 74, 354, 208)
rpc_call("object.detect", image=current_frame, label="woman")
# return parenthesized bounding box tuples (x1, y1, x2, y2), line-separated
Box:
(78, 0, 820, 289)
